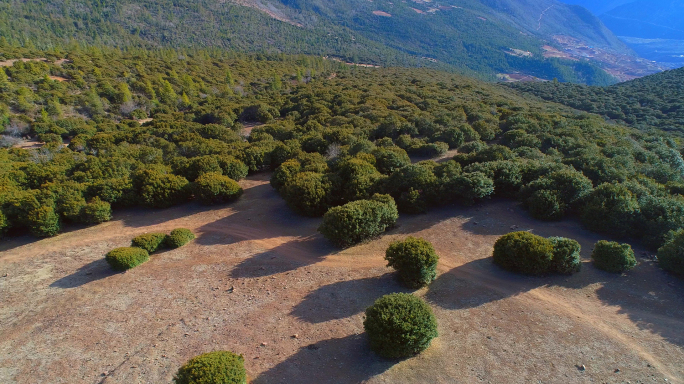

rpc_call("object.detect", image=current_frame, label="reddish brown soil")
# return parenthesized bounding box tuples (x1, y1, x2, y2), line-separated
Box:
(1, 173, 683, 383)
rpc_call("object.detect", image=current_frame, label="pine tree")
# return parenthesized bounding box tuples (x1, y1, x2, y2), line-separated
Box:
(117, 82, 132, 103)
(225, 70, 235, 87)
(46, 97, 62, 118)
(271, 73, 282, 91)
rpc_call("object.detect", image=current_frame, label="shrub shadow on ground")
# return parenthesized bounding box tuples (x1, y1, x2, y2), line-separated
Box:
(229, 235, 334, 279)
(426, 251, 684, 348)
(49, 258, 118, 288)
(253, 334, 395, 384)
(290, 273, 411, 323)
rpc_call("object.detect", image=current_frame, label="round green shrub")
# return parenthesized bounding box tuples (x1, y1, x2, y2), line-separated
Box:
(580, 183, 639, 238)
(81, 197, 112, 224)
(658, 229, 684, 276)
(549, 237, 582, 275)
(194, 173, 243, 205)
(318, 194, 398, 247)
(132, 233, 167, 253)
(282, 172, 333, 217)
(385, 237, 439, 288)
(105, 247, 150, 271)
(174, 351, 246, 384)
(27, 206, 61, 237)
(526, 189, 564, 221)
(364, 293, 438, 359)
(135, 169, 191, 208)
(591, 240, 636, 273)
(217, 156, 249, 181)
(165, 228, 195, 249)
(492, 231, 554, 275)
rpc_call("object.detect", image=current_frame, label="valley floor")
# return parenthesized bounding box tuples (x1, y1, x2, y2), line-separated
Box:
(1, 173, 683, 384)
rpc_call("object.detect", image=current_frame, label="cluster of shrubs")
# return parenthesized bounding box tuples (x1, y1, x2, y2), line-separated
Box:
(493, 231, 582, 276)
(272, 149, 495, 220)
(493, 231, 637, 276)
(105, 228, 195, 271)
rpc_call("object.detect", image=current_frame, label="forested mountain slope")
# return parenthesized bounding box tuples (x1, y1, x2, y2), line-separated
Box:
(1, 47, 683, 251)
(509, 66, 684, 134)
(0, 0, 627, 84)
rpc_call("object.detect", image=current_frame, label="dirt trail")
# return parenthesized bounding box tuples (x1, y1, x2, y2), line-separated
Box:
(1, 173, 683, 383)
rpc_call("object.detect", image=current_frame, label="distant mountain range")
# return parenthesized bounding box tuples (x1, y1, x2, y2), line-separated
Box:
(0, 0, 666, 83)
(559, 0, 684, 68)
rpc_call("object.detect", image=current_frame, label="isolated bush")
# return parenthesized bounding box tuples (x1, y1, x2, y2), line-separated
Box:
(27, 206, 61, 237)
(591, 240, 636, 273)
(549, 237, 582, 275)
(105, 247, 150, 271)
(364, 293, 438, 359)
(385, 237, 439, 288)
(81, 197, 112, 224)
(165, 228, 195, 249)
(318, 194, 398, 247)
(174, 351, 246, 384)
(132, 233, 167, 253)
(194, 173, 243, 205)
(492, 231, 554, 275)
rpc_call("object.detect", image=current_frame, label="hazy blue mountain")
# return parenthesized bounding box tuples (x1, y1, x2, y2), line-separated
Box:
(601, 0, 684, 40)
(557, 0, 635, 15)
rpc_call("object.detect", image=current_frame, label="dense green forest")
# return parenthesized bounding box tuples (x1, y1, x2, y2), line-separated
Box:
(0, 0, 617, 84)
(509, 67, 684, 134)
(1, 46, 683, 252)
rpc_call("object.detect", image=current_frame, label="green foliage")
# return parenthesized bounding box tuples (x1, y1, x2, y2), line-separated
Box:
(581, 183, 640, 238)
(194, 173, 243, 205)
(131, 233, 167, 253)
(386, 163, 438, 213)
(526, 189, 564, 221)
(318, 194, 398, 247)
(105, 247, 150, 271)
(511, 67, 684, 134)
(27, 206, 61, 237)
(174, 351, 246, 384)
(165, 228, 196, 249)
(135, 169, 191, 209)
(81, 197, 112, 224)
(385, 237, 439, 288)
(372, 147, 411, 175)
(657, 229, 684, 276)
(364, 293, 438, 359)
(549, 237, 582, 275)
(492, 231, 555, 275)
(591, 240, 637, 273)
(282, 172, 333, 217)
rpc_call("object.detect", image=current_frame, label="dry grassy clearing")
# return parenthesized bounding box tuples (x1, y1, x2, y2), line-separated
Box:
(1, 173, 683, 384)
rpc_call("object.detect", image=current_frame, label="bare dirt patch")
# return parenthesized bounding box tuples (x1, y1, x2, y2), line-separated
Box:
(372, 11, 392, 17)
(1, 173, 683, 383)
